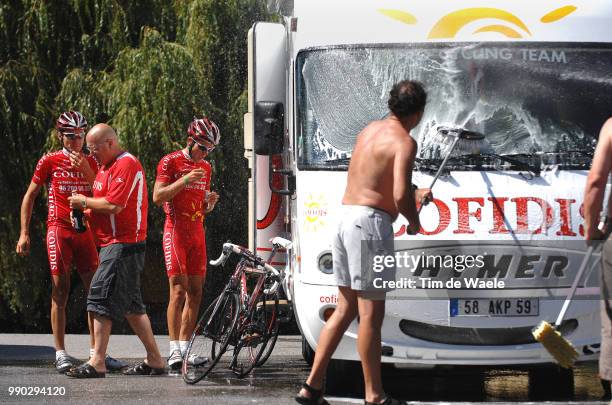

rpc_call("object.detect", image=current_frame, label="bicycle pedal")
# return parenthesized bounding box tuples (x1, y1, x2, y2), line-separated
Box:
(242, 334, 262, 347)
(256, 300, 276, 310)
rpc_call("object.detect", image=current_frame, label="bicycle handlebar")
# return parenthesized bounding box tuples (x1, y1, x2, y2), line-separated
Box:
(209, 243, 241, 266)
(209, 242, 280, 294)
(263, 260, 282, 295)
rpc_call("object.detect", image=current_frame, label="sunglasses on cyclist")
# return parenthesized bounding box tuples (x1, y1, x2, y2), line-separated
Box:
(194, 140, 215, 153)
(61, 131, 85, 140)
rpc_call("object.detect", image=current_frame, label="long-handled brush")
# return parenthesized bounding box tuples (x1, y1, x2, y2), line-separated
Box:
(417, 126, 488, 213)
(532, 242, 598, 368)
(420, 124, 493, 159)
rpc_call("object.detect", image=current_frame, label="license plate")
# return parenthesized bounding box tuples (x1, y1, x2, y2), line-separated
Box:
(449, 298, 539, 317)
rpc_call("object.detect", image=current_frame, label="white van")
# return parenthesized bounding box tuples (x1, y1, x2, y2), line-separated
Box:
(244, 0, 612, 383)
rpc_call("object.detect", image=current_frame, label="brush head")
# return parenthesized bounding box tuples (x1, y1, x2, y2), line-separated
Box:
(532, 320, 579, 369)
(421, 125, 492, 159)
(438, 126, 485, 140)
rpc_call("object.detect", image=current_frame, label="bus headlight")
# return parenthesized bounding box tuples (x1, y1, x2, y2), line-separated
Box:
(317, 251, 333, 274)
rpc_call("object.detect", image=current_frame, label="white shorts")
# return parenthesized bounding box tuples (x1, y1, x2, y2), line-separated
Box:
(332, 205, 395, 293)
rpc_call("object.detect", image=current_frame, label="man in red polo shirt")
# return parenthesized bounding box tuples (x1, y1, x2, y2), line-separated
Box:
(66, 123, 164, 378)
(16, 111, 122, 373)
(153, 117, 220, 370)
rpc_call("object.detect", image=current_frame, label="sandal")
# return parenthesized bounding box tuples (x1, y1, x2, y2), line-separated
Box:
(122, 361, 166, 376)
(295, 382, 330, 404)
(65, 363, 105, 378)
(364, 397, 407, 405)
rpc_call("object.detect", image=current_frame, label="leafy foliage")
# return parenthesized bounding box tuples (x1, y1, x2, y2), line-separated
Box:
(0, 61, 55, 330)
(0, 1, 273, 332)
(103, 27, 205, 235)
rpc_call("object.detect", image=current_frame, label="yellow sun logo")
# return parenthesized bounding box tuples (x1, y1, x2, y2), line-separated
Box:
(378, 5, 577, 39)
(303, 193, 328, 233)
(181, 201, 204, 222)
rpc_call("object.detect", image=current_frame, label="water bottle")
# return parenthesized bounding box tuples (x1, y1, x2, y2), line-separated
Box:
(72, 209, 87, 233)
(204, 190, 211, 210)
(71, 191, 87, 233)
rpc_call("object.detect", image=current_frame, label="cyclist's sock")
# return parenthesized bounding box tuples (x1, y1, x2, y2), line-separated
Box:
(179, 340, 189, 356)
(55, 350, 67, 361)
(169, 340, 180, 356)
(89, 349, 109, 359)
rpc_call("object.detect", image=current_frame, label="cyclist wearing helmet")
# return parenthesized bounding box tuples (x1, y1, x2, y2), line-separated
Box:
(16, 111, 124, 373)
(153, 116, 220, 370)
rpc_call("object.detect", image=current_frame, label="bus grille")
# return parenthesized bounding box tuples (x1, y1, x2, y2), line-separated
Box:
(398, 319, 578, 346)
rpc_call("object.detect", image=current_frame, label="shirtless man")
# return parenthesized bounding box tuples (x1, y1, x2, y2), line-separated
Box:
(295, 80, 431, 405)
(584, 118, 612, 399)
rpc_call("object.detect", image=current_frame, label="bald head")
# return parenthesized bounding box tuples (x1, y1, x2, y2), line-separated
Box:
(86, 123, 122, 164)
(87, 123, 117, 143)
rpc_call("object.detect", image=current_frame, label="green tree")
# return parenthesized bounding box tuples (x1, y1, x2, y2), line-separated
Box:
(102, 26, 205, 232)
(0, 0, 273, 332)
(181, 0, 270, 300)
(0, 61, 55, 330)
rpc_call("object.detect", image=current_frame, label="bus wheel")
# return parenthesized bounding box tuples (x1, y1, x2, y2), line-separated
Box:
(528, 365, 574, 400)
(301, 336, 315, 366)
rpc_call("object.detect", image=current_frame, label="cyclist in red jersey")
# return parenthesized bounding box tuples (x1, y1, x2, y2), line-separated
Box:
(15, 111, 126, 373)
(153, 117, 220, 370)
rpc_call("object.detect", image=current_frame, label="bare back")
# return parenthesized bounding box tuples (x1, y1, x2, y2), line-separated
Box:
(343, 118, 417, 221)
(584, 118, 612, 239)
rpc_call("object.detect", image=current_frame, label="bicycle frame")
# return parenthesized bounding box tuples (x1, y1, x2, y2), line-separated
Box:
(183, 239, 289, 383)
(234, 246, 280, 327)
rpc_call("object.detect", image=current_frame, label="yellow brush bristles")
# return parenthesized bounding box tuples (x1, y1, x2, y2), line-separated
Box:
(532, 321, 579, 369)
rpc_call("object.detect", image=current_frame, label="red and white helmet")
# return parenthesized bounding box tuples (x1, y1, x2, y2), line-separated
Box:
(55, 111, 87, 134)
(187, 117, 220, 147)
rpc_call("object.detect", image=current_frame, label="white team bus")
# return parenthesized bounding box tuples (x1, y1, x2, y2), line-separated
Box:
(244, 0, 612, 382)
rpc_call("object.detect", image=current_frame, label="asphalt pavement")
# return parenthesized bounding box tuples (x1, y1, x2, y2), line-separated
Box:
(0, 334, 608, 404)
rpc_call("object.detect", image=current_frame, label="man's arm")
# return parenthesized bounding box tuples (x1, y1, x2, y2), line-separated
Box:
(393, 139, 419, 233)
(16, 181, 43, 256)
(584, 118, 612, 240)
(68, 194, 123, 214)
(152, 168, 205, 206)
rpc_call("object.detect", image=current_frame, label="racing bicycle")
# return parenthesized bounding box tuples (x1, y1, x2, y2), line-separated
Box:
(182, 237, 291, 384)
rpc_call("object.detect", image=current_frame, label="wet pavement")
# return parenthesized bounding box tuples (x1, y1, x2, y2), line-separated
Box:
(0, 334, 608, 404)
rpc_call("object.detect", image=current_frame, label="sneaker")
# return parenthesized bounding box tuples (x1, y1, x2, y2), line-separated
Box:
(55, 353, 79, 374)
(186, 353, 208, 367)
(167, 349, 183, 370)
(105, 354, 127, 371)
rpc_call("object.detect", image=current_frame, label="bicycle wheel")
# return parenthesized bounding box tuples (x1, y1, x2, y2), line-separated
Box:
(255, 293, 280, 367)
(230, 294, 277, 377)
(183, 291, 239, 384)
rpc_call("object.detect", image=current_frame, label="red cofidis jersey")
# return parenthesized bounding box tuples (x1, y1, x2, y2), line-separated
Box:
(31, 148, 98, 228)
(156, 150, 212, 225)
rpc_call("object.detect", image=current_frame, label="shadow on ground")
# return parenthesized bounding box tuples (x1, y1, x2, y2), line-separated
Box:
(324, 360, 605, 402)
(0, 345, 54, 363)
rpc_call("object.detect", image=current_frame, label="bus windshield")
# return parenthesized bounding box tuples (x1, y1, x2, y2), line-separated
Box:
(296, 43, 612, 171)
